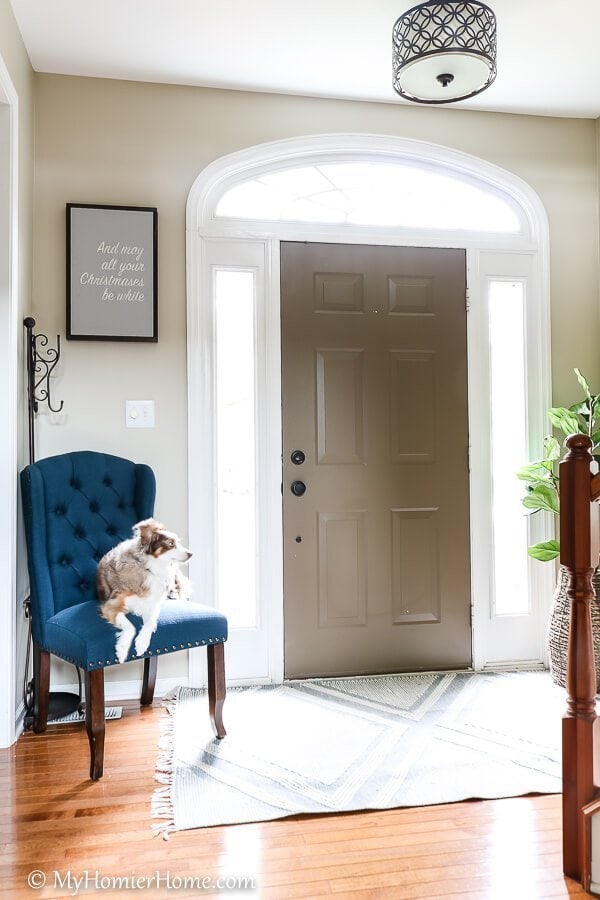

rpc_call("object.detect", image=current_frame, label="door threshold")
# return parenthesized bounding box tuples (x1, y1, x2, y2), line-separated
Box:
(285, 668, 474, 682)
(285, 663, 548, 682)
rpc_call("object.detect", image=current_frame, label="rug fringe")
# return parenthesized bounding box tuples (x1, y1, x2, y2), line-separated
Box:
(162, 687, 180, 703)
(151, 689, 179, 839)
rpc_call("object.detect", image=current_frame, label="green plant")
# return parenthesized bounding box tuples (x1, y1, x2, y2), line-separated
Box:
(518, 368, 600, 561)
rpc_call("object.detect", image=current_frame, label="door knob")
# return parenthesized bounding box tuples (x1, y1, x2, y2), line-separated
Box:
(291, 480, 306, 497)
(291, 450, 305, 465)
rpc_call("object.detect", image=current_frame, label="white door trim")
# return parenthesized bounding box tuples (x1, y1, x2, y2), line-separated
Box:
(467, 250, 554, 669)
(186, 133, 553, 685)
(0, 53, 19, 747)
(186, 239, 283, 686)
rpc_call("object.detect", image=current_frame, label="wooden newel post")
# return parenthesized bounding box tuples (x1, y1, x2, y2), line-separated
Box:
(560, 433, 599, 880)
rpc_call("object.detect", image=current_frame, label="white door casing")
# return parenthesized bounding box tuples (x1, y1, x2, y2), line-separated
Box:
(186, 133, 554, 685)
(468, 250, 553, 668)
(0, 53, 19, 747)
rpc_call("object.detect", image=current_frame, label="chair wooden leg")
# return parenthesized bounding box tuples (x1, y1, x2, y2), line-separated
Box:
(32, 643, 50, 734)
(85, 669, 105, 781)
(141, 656, 158, 706)
(207, 642, 226, 739)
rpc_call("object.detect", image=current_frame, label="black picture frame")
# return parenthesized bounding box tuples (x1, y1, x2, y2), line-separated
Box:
(66, 203, 158, 342)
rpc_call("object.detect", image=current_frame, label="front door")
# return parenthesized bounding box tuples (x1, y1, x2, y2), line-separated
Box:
(281, 241, 471, 677)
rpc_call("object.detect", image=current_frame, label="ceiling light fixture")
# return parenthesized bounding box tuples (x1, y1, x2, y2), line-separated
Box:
(392, 1, 497, 104)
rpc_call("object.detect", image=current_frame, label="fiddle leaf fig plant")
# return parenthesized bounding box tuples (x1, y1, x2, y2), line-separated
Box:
(518, 368, 600, 562)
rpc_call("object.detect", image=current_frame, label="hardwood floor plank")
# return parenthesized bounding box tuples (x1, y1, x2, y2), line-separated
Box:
(2, 705, 594, 899)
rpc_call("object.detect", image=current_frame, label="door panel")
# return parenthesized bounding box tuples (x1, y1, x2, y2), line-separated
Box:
(391, 508, 440, 624)
(316, 349, 365, 464)
(390, 350, 436, 462)
(281, 241, 470, 678)
(318, 510, 368, 627)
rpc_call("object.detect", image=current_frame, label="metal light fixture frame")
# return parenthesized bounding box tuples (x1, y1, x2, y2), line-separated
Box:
(393, 0, 497, 105)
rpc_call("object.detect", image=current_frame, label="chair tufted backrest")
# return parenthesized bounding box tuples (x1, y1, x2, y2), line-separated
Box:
(21, 451, 155, 645)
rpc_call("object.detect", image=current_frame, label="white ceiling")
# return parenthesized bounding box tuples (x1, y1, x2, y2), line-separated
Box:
(9, 0, 600, 119)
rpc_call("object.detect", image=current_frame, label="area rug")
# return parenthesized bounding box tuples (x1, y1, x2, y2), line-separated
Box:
(152, 671, 564, 835)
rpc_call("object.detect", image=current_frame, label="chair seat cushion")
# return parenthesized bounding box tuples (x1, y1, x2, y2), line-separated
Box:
(41, 600, 228, 670)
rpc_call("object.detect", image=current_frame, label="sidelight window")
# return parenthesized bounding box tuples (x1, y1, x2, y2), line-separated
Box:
(215, 269, 257, 628)
(488, 279, 529, 616)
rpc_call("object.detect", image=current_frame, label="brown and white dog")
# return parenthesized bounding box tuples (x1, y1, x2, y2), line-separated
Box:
(96, 518, 192, 663)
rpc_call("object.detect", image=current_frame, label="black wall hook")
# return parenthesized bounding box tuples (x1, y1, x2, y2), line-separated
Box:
(22, 318, 79, 729)
(24, 317, 64, 464)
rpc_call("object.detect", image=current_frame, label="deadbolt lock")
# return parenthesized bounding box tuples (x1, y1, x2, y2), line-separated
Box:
(291, 480, 306, 497)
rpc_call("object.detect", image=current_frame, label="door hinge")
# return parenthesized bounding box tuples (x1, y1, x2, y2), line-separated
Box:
(465, 289, 471, 312)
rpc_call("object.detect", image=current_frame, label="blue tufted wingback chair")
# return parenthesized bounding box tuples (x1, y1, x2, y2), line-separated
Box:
(20, 451, 227, 780)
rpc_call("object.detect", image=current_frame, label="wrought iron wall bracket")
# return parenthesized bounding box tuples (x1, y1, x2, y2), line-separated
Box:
(24, 317, 64, 464)
(22, 318, 79, 729)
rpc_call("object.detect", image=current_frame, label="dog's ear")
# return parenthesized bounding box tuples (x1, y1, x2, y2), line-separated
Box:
(148, 530, 165, 555)
(133, 518, 164, 551)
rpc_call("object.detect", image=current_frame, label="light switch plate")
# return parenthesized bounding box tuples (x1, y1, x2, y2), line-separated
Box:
(125, 400, 155, 428)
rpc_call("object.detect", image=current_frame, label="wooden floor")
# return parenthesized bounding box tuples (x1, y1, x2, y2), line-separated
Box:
(0, 700, 594, 899)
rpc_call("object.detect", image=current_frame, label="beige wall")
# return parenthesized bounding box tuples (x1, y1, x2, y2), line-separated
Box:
(0, 0, 35, 717)
(597, 118, 600, 313)
(32, 73, 600, 685)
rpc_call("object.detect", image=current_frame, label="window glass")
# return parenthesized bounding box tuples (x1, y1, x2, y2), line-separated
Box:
(215, 270, 257, 627)
(215, 162, 521, 232)
(489, 280, 529, 615)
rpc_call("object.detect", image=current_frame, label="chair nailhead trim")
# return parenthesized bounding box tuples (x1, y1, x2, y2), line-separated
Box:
(42, 634, 227, 674)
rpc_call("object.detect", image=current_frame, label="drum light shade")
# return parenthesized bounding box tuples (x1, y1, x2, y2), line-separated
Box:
(393, 1, 497, 104)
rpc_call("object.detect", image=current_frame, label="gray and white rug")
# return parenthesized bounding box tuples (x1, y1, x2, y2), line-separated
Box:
(152, 671, 564, 835)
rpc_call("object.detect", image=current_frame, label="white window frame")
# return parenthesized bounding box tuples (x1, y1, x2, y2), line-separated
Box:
(188, 240, 283, 683)
(468, 251, 553, 668)
(186, 134, 554, 685)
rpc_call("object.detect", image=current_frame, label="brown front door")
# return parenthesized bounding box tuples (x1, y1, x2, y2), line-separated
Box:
(281, 241, 471, 678)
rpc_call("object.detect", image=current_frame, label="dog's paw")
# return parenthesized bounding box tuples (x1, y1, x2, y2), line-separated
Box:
(115, 640, 130, 664)
(134, 634, 151, 656)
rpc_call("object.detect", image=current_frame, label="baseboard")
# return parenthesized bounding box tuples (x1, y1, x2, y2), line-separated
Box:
(14, 698, 25, 741)
(48, 676, 188, 703)
(12, 680, 182, 740)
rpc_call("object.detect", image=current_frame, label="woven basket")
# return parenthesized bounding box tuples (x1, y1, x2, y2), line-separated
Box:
(547, 564, 600, 692)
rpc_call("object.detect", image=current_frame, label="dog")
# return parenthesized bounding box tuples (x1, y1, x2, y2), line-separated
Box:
(96, 518, 192, 664)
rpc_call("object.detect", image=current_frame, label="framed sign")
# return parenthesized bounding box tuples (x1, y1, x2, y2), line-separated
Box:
(66, 203, 158, 341)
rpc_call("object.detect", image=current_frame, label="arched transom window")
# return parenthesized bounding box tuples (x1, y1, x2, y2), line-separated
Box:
(215, 160, 522, 232)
